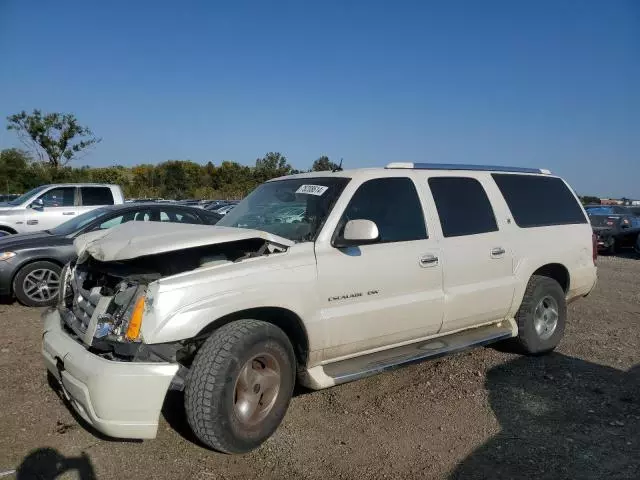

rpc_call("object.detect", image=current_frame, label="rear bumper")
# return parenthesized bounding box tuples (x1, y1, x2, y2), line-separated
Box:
(567, 264, 598, 302)
(42, 309, 179, 439)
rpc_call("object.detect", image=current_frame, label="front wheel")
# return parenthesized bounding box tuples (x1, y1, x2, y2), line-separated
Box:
(511, 275, 567, 355)
(185, 320, 296, 453)
(13, 261, 62, 307)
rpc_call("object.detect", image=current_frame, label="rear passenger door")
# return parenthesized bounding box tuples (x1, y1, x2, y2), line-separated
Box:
(428, 176, 515, 332)
(316, 177, 444, 359)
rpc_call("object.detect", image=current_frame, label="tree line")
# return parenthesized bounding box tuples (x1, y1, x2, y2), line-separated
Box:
(0, 148, 340, 200)
(3, 109, 339, 200)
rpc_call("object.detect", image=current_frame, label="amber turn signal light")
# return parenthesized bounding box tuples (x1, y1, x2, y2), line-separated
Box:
(125, 296, 145, 341)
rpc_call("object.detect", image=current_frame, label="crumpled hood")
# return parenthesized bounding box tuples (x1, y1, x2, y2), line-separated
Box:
(74, 221, 294, 261)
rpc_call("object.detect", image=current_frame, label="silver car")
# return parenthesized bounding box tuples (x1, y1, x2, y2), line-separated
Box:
(0, 184, 124, 236)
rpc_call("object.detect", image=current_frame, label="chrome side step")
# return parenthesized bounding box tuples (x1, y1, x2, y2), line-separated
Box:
(323, 323, 514, 385)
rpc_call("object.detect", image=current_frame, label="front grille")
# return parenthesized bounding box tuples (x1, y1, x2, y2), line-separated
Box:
(60, 267, 112, 343)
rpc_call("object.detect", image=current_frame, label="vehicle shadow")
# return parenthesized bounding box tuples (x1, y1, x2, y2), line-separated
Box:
(450, 353, 639, 479)
(161, 390, 208, 448)
(15, 447, 97, 479)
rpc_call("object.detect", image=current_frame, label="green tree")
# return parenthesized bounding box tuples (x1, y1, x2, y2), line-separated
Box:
(0, 149, 31, 193)
(580, 196, 601, 205)
(254, 152, 293, 183)
(6, 109, 100, 168)
(311, 155, 338, 171)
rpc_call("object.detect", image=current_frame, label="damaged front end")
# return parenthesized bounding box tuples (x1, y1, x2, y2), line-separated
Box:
(58, 257, 159, 358)
(58, 232, 290, 366)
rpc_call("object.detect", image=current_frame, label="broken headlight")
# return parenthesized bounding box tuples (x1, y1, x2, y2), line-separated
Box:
(94, 282, 147, 342)
(57, 263, 73, 309)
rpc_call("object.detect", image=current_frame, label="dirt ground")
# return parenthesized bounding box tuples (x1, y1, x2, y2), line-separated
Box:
(0, 255, 638, 480)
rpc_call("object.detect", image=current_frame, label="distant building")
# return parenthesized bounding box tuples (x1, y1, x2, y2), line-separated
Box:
(600, 198, 623, 205)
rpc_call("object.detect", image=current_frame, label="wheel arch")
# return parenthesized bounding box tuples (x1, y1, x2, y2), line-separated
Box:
(195, 307, 310, 368)
(0, 226, 18, 235)
(531, 263, 570, 293)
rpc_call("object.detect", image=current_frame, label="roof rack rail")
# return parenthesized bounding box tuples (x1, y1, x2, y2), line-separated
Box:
(385, 162, 550, 175)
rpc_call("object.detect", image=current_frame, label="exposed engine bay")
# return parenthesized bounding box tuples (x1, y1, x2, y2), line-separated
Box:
(58, 238, 288, 364)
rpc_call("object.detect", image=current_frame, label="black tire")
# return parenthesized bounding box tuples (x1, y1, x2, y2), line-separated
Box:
(185, 319, 296, 453)
(607, 238, 617, 255)
(510, 275, 566, 355)
(13, 261, 62, 307)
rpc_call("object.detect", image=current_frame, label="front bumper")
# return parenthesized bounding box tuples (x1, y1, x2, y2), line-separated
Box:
(42, 308, 179, 439)
(0, 258, 16, 296)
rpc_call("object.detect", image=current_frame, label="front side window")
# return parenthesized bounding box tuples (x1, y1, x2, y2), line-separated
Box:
(99, 215, 127, 229)
(81, 187, 114, 206)
(218, 177, 350, 242)
(38, 187, 75, 207)
(337, 177, 427, 243)
(429, 177, 498, 238)
(49, 207, 109, 235)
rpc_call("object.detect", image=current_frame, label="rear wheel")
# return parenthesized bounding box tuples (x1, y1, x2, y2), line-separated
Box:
(13, 261, 61, 307)
(185, 319, 296, 453)
(511, 275, 566, 354)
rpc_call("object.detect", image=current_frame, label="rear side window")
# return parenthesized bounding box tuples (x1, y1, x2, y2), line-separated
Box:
(81, 187, 114, 206)
(492, 174, 587, 228)
(159, 209, 200, 224)
(340, 177, 427, 243)
(428, 177, 498, 238)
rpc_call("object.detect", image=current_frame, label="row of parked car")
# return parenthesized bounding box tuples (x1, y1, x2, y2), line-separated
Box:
(0, 183, 224, 306)
(584, 204, 640, 254)
(0, 183, 306, 307)
(126, 198, 240, 215)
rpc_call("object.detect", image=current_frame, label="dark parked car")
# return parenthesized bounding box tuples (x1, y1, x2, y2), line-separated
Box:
(626, 206, 640, 216)
(0, 203, 221, 307)
(584, 205, 628, 215)
(588, 210, 640, 254)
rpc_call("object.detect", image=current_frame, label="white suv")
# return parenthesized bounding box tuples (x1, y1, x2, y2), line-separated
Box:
(0, 183, 124, 235)
(42, 163, 597, 453)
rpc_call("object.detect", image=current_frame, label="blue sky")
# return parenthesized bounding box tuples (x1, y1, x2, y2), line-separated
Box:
(1, 0, 638, 197)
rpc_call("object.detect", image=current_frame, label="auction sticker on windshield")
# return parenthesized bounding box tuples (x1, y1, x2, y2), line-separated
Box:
(296, 184, 329, 196)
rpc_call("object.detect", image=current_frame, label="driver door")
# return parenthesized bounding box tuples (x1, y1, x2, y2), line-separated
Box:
(23, 187, 78, 232)
(315, 176, 444, 360)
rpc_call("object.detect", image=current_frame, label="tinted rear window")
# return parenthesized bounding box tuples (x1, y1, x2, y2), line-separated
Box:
(492, 174, 587, 228)
(81, 187, 114, 206)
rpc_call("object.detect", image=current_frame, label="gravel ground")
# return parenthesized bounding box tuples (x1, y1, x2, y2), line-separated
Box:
(0, 255, 638, 479)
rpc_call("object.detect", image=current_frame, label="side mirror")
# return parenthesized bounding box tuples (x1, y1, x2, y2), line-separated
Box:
(334, 219, 380, 247)
(30, 198, 44, 211)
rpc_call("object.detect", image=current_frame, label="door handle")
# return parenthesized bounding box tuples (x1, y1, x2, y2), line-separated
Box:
(419, 254, 439, 267)
(491, 247, 506, 258)
(26, 220, 39, 225)
(63, 212, 75, 216)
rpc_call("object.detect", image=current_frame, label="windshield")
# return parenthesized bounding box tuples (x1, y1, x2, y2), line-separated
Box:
(217, 177, 350, 242)
(50, 207, 109, 236)
(6, 185, 49, 206)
